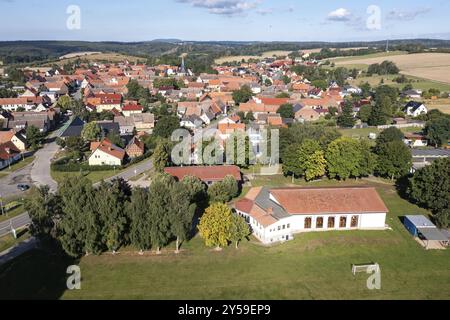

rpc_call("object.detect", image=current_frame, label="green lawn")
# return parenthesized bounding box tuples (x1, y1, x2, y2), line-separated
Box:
(0, 229, 30, 253)
(0, 179, 448, 300)
(338, 126, 424, 139)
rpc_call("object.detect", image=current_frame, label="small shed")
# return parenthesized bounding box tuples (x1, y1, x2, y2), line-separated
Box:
(404, 215, 449, 249)
(404, 215, 435, 237)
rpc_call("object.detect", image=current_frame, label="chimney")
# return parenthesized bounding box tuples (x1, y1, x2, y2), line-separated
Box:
(267, 207, 273, 215)
(5, 147, 10, 154)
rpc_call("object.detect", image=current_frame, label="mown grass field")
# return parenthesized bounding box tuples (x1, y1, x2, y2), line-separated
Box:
(0, 179, 448, 300)
(51, 170, 120, 184)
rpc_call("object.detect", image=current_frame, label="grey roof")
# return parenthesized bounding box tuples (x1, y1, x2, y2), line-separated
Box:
(419, 228, 449, 241)
(411, 149, 450, 157)
(254, 187, 290, 220)
(405, 215, 436, 228)
(59, 116, 85, 138)
(97, 121, 120, 135)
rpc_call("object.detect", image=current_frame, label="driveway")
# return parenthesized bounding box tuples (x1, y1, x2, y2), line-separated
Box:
(30, 139, 59, 193)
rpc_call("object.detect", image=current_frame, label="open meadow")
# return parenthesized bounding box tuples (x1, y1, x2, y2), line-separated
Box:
(215, 50, 292, 64)
(1, 178, 449, 300)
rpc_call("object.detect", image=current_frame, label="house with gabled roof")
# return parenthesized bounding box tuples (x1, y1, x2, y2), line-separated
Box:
(234, 187, 388, 244)
(88, 138, 125, 166)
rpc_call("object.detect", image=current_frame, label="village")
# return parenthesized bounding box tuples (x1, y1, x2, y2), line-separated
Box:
(0, 44, 449, 300)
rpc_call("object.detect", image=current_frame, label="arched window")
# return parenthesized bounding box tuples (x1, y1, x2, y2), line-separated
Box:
(351, 215, 359, 228)
(316, 217, 324, 229)
(340, 216, 347, 228)
(304, 217, 312, 229)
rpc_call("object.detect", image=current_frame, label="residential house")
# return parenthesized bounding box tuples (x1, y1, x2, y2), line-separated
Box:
(164, 165, 242, 186)
(125, 137, 145, 158)
(293, 104, 322, 122)
(88, 138, 125, 166)
(403, 133, 428, 148)
(0, 130, 27, 151)
(234, 187, 388, 244)
(0, 142, 22, 170)
(404, 101, 428, 117)
(122, 104, 144, 117)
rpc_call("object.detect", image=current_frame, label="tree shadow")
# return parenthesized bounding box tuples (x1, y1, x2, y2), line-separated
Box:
(0, 242, 79, 300)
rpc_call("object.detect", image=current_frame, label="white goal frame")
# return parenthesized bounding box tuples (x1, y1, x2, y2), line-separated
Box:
(352, 263, 380, 275)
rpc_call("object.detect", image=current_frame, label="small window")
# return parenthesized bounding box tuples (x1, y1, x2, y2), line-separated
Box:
(328, 217, 335, 228)
(283, 225, 286, 230)
(304, 217, 312, 229)
(340, 216, 347, 228)
(351, 216, 359, 228)
(316, 217, 324, 229)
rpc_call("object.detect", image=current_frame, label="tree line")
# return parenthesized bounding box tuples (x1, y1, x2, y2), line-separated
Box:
(281, 125, 412, 181)
(25, 173, 248, 258)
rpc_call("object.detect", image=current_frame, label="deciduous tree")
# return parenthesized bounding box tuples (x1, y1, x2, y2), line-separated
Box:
(198, 203, 233, 250)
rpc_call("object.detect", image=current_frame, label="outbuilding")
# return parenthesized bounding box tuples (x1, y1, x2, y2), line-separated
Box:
(403, 215, 449, 249)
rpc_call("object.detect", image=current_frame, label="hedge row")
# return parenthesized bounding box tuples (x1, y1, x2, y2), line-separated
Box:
(51, 151, 152, 173)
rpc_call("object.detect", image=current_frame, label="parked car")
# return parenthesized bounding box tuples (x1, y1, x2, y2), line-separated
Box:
(17, 184, 30, 192)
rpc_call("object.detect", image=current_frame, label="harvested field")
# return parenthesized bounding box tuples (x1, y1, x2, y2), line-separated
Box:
(215, 50, 291, 64)
(334, 52, 450, 84)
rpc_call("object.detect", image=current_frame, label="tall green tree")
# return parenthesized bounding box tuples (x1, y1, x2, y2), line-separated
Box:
(181, 175, 207, 204)
(58, 176, 100, 257)
(277, 104, 294, 119)
(169, 183, 195, 253)
(337, 102, 356, 128)
(154, 115, 180, 139)
(25, 186, 60, 242)
(26, 126, 44, 149)
(81, 122, 101, 141)
(148, 175, 174, 254)
(326, 137, 363, 180)
(375, 140, 412, 180)
(424, 116, 450, 147)
(407, 158, 450, 227)
(152, 142, 170, 172)
(368, 96, 392, 126)
(230, 215, 251, 249)
(282, 143, 303, 178)
(232, 85, 253, 104)
(128, 188, 151, 254)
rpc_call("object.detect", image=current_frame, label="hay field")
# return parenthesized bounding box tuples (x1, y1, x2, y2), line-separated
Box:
(52, 52, 143, 66)
(335, 52, 450, 84)
(215, 50, 291, 64)
(423, 98, 450, 114)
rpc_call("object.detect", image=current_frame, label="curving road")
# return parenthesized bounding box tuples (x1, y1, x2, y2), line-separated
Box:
(30, 139, 59, 193)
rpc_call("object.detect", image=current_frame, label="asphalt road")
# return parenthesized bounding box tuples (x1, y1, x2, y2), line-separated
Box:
(30, 140, 59, 193)
(94, 159, 153, 187)
(0, 212, 31, 238)
(0, 162, 33, 199)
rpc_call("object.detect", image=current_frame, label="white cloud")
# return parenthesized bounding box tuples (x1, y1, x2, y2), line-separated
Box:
(177, 0, 260, 16)
(327, 8, 352, 21)
(387, 8, 431, 21)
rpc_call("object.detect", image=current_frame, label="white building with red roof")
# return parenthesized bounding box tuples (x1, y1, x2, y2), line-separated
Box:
(234, 187, 388, 244)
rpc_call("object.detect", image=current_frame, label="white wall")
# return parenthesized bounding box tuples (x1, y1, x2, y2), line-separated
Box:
(236, 210, 387, 245)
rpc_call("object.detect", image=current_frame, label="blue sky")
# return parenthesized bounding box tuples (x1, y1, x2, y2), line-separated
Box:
(0, 0, 449, 42)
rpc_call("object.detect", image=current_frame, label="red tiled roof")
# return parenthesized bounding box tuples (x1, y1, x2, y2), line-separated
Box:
(270, 187, 388, 215)
(164, 165, 242, 182)
(122, 104, 143, 111)
(0, 142, 21, 160)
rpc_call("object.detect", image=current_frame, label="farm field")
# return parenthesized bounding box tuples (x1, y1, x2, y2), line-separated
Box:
(49, 52, 144, 66)
(334, 52, 450, 84)
(215, 50, 292, 64)
(423, 99, 450, 114)
(1, 179, 449, 300)
(347, 74, 450, 92)
(58, 52, 102, 59)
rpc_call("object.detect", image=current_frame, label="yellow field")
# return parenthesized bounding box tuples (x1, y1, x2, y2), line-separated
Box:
(215, 50, 292, 64)
(335, 52, 450, 84)
(424, 98, 450, 114)
(51, 52, 143, 66)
